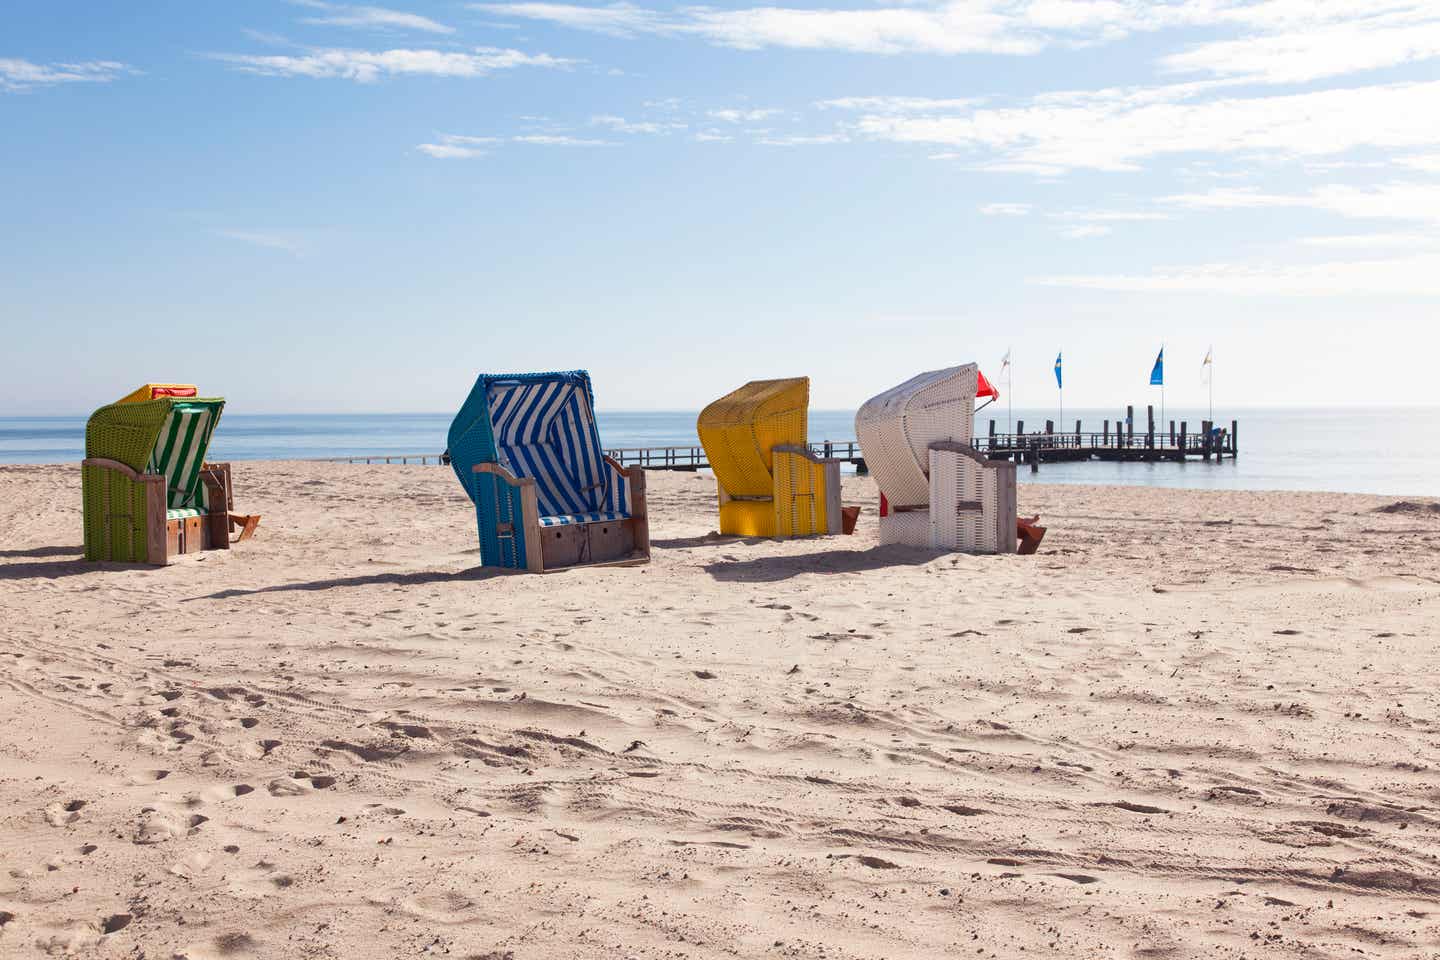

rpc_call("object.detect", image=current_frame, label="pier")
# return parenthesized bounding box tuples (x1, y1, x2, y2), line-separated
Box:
(981, 408, 1238, 469)
(323, 408, 1236, 471)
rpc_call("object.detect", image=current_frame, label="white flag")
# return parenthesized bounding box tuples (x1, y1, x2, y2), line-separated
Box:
(1000, 348, 1011, 371)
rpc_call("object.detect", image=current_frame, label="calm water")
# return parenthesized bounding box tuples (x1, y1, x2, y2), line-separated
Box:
(5, 407, 1438, 496)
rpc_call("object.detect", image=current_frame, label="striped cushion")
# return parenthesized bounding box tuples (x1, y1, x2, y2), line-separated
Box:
(166, 508, 205, 521)
(146, 401, 223, 512)
(488, 378, 612, 518)
(538, 510, 627, 528)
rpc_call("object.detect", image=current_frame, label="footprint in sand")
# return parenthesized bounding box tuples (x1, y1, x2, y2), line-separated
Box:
(230, 860, 296, 898)
(201, 784, 255, 802)
(267, 773, 336, 797)
(1102, 801, 1168, 815)
(133, 809, 189, 845)
(1052, 873, 1099, 885)
(45, 799, 88, 827)
(176, 932, 261, 959)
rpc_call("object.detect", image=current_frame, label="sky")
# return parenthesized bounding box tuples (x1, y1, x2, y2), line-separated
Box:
(3, 0, 1438, 415)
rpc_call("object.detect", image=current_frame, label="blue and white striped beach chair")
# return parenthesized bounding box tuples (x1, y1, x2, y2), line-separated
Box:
(448, 370, 650, 572)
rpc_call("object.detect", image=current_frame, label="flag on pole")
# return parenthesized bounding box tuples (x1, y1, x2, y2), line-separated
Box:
(1149, 347, 1164, 386)
(1202, 346, 1212, 382)
(1054, 352, 1063, 389)
(1000, 348, 1011, 372)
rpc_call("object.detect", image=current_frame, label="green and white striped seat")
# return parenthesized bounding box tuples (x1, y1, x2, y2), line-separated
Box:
(145, 401, 224, 517)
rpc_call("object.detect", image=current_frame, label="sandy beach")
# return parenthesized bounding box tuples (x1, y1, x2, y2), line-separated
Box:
(2, 461, 1439, 958)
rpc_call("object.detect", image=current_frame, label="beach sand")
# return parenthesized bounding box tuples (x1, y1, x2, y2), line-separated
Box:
(2, 461, 1439, 958)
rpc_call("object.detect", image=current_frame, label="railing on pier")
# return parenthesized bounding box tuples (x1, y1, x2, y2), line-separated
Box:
(978, 413, 1238, 464)
(323, 453, 444, 465)
(603, 440, 864, 471)
(317, 415, 1236, 470)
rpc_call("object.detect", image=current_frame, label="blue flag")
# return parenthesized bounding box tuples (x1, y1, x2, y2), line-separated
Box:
(1150, 347, 1164, 386)
(1054, 352, 1063, 389)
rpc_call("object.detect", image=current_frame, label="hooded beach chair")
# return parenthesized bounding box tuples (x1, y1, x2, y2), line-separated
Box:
(855, 364, 1017, 554)
(82, 384, 259, 565)
(448, 370, 649, 572)
(697, 377, 841, 538)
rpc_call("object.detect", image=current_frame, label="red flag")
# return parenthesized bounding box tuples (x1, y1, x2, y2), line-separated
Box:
(977, 369, 999, 401)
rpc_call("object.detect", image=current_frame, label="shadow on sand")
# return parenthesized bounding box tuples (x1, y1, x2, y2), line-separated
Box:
(651, 534, 770, 551)
(702, 545, 941, 583)
(188, 566, 508, 601)
(0, 546, 84, 559)
(0, 558, 101, 581)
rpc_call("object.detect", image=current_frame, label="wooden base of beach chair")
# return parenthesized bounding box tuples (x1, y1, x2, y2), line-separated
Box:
(538, 515, 647, 571)
(473, 460, 650, 573)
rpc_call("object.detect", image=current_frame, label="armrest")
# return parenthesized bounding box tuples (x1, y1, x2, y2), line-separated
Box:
(771, 444, 839, 466)
(474, 462, 534, 487)
(81, 457, 148, 481)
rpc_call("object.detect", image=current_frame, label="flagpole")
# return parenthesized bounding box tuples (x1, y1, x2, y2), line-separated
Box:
(1208, 345, 1214, 425)
(1160, 341, 1165, 438)
(1008, 360, 1013, 436)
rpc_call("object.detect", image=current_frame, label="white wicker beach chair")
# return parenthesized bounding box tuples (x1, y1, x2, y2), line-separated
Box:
(855, 364, 1016, 554)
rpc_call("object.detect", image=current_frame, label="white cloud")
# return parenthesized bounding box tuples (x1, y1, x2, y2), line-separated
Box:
(215, 229, 306, 256)
(979, 202, 1032, 216)
(512, 134, 612, 145)
(1301, 233, 1437, 249)
(1397, 153, 1440, 173)
(416, 134, 499, 158)
(590, 114, 682, 134)
(475, 1, 1044, 55)
(853, 79, 1440, 173)
(1052, 209, 1172, 221)
(0, 58, 133, 92)
(817, 95, 981, 113)
(1166, 182, 1440, 224)
(1037, 254, 1440, 296)
(417, 143, 488, 158)
(210, 46, 571, 81)
(757, 132, 849, 146)
(473, 0, 1440, 75)
(707, 107, 783, 123)
(693, 130, 733, 143)
(470, 2, 665, 37)
(1161, 7, 1440, 84)
(1058, 223, 1112, 238)
(299, 2, 455, 34)
(417, 131, 613, 156)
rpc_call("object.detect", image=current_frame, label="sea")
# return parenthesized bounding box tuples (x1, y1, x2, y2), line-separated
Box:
(5, 407, 1439, 497)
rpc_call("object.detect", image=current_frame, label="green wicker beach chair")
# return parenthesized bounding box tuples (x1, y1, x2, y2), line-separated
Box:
(82, 386, 258, 564)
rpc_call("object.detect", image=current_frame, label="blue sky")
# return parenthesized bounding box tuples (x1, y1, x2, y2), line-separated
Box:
(3, 0, 1438, 415)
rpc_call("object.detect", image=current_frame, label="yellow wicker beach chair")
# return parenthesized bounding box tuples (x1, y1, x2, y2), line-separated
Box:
(697, 377, 841, 538)
(82, 384, 259, 565)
